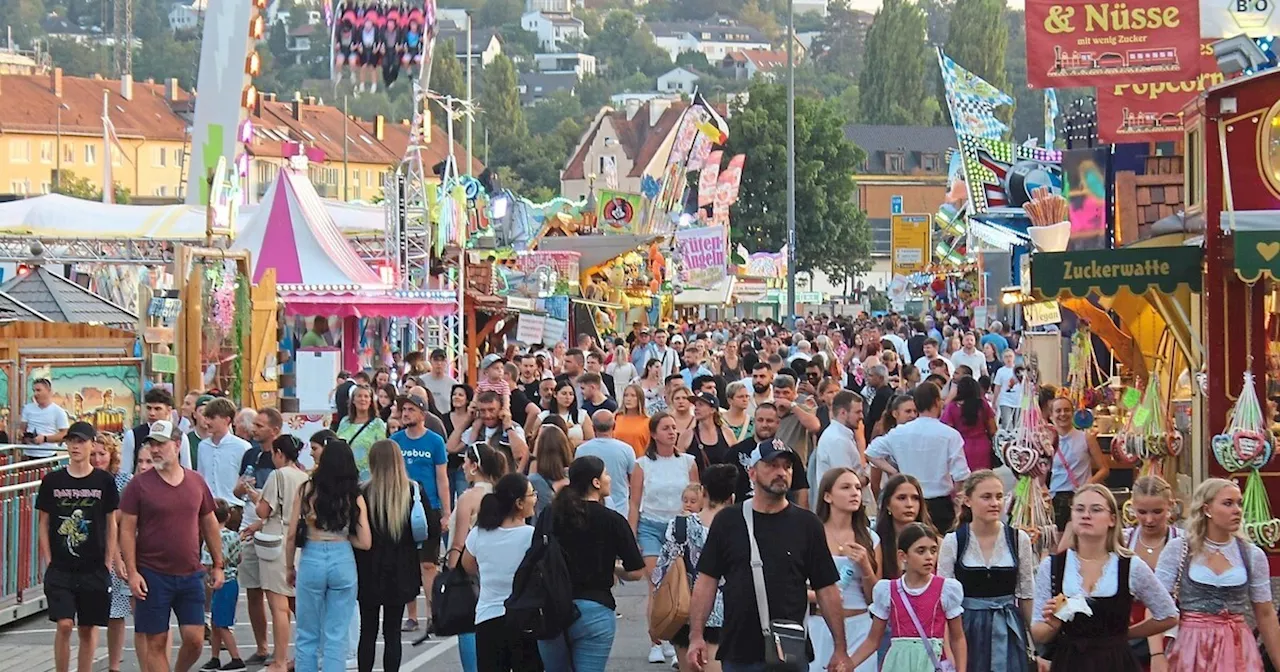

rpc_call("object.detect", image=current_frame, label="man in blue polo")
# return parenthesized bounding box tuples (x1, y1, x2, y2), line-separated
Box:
(391, 393, 449, 635)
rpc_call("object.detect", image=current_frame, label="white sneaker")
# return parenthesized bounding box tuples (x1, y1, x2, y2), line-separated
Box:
(345, 657, 358, 671)
(661, 641, 676, 659)
(648, 644, 665, 663)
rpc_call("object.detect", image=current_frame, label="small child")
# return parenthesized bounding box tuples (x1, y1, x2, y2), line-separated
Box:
(850, 523, 967, 672)
(681, 483, 703, 514)
(202, 498, 245, 671)
(475, 355, 512, 410)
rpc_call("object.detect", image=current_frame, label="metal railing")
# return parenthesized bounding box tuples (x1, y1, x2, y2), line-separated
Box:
(0, 447, 68, 625)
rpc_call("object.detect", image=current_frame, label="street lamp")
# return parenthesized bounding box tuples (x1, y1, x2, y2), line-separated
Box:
(55, 103, 70, 192)
(785, 0, 797, 326)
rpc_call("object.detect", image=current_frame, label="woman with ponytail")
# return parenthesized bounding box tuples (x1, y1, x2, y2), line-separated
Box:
(1123, 475, 1180, 670)
(939, 470, 1034, 672)
(459, 473, 539, 671)
(538, 456, 645, 672)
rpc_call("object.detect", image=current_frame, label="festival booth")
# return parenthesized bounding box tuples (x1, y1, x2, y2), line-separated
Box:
(538, 233, 667, 341)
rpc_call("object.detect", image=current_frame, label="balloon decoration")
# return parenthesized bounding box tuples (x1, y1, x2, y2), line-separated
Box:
(1213, 371, 1280, 548)
(333, 1, 436, 89)
(999, 366, 1059, 556)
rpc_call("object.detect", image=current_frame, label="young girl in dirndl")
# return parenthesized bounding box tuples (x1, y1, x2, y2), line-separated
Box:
(1155, 478, 1280, 672)
(1123, 475, 1182, 670)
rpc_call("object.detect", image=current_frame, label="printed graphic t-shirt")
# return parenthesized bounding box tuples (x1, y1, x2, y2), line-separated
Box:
(391, 428, 448, 509)
(37, 467, 120, 573)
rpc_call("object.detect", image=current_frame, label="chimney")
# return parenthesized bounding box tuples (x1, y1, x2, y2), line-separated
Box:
(374, 114, 384, 141)
(291, 99, 301, 120)
(121, 73, 133, 101)
(304, 95, 316, 105)
(649, 98, 671, 126)
(166, 77, 180, 102)
(51, 67, 63, 97)
(624, 98, 641, 121)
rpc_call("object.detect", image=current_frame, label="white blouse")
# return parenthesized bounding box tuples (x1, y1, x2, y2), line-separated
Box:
(869, 576, 965, 621)
(938, 524, 1036, 600)
(1154, 537, 1272, 603)
(1032, 550, 1178, 623)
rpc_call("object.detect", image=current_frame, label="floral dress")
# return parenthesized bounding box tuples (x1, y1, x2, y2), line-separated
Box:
(109, 471, 132, 619)
(653, 514, 723, 633)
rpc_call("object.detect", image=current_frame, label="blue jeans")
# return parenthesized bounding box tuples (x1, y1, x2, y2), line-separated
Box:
(294, 540, 358, 672)
(457, 632, 477, 672)
(536, 599, 617, 672)
(449, 467, 468, 505)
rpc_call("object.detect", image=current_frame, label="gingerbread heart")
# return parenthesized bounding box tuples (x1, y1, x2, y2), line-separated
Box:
(1250, 440, 1275, 470)
(1004, 442, 1040, 476)
(1168, 432, 1184, 457)
(1246, 521, 1265, 547)
(1121, 499, 1137, 527)
(1032, 426, 1058, 454)
(1214, 433, 1246, 472)
(1234, 429, 1266, 462)
(1261, 519, 1280, 548)
(1110, 433, 1138, 467)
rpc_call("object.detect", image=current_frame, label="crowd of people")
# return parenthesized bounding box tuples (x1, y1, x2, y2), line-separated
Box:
(26, 311, 1280, 672)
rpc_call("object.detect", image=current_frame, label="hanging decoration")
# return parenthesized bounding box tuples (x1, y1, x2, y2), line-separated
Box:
(1064, 325, 1111, 430)
(1213, 370, 1280, 548)
(998, 367, 1059, 556)
(1111, 374, 1182, 479)
(231, 273, 250, 402)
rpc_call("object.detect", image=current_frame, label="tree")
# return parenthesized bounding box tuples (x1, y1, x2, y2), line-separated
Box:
(479, 54, 525, 139)
(941, 0, 1010, 126)
(0, 0, 44, 50)
(859, 0, 930, 125)
(920, 0, 953, 45)
(54, 170, 130, 203)
(587, 10, 672, 78)
(133, 33, 200, 89)
(675, 51, 711, 72)
(430, 38, 466, 100)
(738, 0, 780, 41)
(527, 90, 584, 135)
(474, 0, 522, 29)
(47, 39, 108, 77)
(726, 81, 871, 280)
(811, 0, 869, 80)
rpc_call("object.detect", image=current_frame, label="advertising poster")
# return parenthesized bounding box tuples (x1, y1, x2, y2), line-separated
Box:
(1063, 148, 1111, 250)
(1096, 42, 1221, 143)
(25, 360, 142, 434)
(0, 362, 11, 436)
(957, 134, 1063, 214)
(1025, 0, 1200, 88)
(676, 226, 728, 289)
(596, 190, 644, 235)
(891, 215, 933, 276)
(713, 155, 746, 226)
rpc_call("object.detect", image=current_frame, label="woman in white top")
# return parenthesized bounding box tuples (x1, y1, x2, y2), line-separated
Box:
(1046, 396, 1109, 531)
(939, 470, 1034, 672)
(606, 344, 637, 400)
(445, 442, 506, 672)
(1122, 475, 1181, 668)
(810, 467, 880, 672)
(539, 380, 594, 448)
(1031, 485, 1178, 671)
(1154, 478, 1280, 672)
(628, 411, 699, 663)
(461, 473, 538, 672)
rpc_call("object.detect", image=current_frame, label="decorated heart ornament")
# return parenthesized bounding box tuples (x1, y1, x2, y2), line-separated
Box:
(1004, 442, 1040, 476)
(1110, 432, 1138, 467)
(1168, 432, 1184, 457)
(1234, 429, 1267, 462)
(1121, 499, 1137, 527)
(1261, 518, 1280, 547)
(1213, 433, 1247, 472)
(1032, 426, 1059, 454)
(1250, 440, 1275, 470)
(1245, 522, 1263, 547)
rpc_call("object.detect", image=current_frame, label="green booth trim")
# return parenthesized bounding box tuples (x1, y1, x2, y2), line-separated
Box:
(1030, 247, 1202, 299)
(1234, 229, 1280, 284)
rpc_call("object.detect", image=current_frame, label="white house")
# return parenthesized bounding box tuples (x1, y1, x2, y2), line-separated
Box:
(648, 20, 771, 62)
(436, 8, 469, 30)
(657, 66, 701, 94)
(527, 0, 572, 11)
(168, 0, 206, 32)
(532, 52, 597, 78)
(520, 11, 586, 52)
(438, 28, 503, 69)
(609, 91, 681, 107)
(561, 100, 688, 200)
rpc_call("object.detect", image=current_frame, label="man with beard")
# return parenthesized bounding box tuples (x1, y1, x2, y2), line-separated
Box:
(860, 364, 895, 444)
(747, 361, 774, 415)
(516, 354, 543, 407)
(722, 403, 809, 504)
(688, 438, 848, 672)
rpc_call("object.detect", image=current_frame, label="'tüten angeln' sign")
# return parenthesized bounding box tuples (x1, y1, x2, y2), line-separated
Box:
(1025, 0, 1200, 88)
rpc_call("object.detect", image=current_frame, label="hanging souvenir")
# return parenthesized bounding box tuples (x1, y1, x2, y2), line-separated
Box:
(1214, 371, 1280, 548)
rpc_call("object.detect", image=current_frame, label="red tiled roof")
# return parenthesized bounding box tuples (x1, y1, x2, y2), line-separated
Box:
(741, 49, 789, 72)
(562, 102, 689, 181)
(248, 99, 396, 165)
(0, 72, 188, 141)
(362, 117, 484, 176)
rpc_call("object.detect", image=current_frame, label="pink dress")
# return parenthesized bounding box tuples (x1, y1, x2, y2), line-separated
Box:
(941, 400, 995, 471)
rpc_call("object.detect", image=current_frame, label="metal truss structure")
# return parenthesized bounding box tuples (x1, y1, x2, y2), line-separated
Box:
(0, 237, 175, 264)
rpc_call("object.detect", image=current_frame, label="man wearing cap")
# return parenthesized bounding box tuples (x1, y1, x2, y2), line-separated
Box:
(721, 403, 810, 505)
(391, 393, 450, 634)
(688, 432, 849, 672)
(38, 421, 119, 672)
(631, 327, 654, 370)
(121, 420, 224, 672)
(421, 349, 456, 417)
(122, 388, 192, 476)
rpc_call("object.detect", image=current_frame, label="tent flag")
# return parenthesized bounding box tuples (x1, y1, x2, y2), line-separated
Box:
(1045, 89, 1059, 147)
(693, 92, 729, 145)
(698, 151, 723, 209)
(712, 154, 745, 227)
(937, 47, 1013, 140)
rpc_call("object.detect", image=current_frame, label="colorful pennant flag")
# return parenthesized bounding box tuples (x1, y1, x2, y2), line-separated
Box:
(1044, 89, 1059, 147)
(937, 47, 1013, 140)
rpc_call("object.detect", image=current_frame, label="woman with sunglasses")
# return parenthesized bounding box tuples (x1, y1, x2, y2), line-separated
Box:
(446, 442, 508, 672)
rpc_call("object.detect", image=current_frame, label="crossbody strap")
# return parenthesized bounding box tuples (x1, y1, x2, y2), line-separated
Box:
(743, 505, 772, 639)
(1054, 433, 1083, 490)
(895, 579, 946, 672)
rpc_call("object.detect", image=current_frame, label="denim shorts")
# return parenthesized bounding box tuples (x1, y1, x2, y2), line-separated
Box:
(133, 567, 206, 635)
(210, 578, 239, 629)
(637, 517, 668, 558)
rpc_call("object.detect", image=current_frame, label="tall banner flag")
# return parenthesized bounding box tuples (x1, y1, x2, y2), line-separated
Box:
(1045, 89, 1059, 146)
(698, 151, 724, 208)
(675, 225, 728, 289)
(1095, 41, 1220, 143)
(713, 154, 745, 227)
(1024, 0, 1200, 88)
(938, 48, 1015, 140)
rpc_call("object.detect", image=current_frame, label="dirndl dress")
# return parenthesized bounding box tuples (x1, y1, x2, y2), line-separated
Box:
(953, 524, 1029, 672)
(1048, 553, 1140, 672)
(108, 470, 132, 619)
(1166, 537, 1263, 672)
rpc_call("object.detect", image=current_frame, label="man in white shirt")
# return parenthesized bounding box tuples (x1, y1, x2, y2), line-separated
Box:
(866, 381, 969, 532)
(421, 348, 458, 416)
(949, 331, 988, 377)
(809, 390, 865, 509)
(19, 378, 70, 459)
(649, 330, 679, 380)
(196, 397, 252, 511)
(121, 388, 192, 475)
(573, 410, 636, 515)
(991, 349, 1023, 428)
(913, 338, 954, 376)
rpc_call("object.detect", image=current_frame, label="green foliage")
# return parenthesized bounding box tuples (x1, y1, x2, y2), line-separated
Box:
(47, 39, 108, 77)
(479, 54, 525, 138)
(675, 51, 712, 72)
(132, 32, 200, 89)
(588, 10, 672, 78)
(725, 81, 871, 280)
(811, 0, 867, 81)
(431, 38, 466, 100)
(920, 0, 953, 45)
(474, 0, 522, 29)
(858, 0, 931, 125)
(1, 0, 46, 49)
(527, 90, 584, 135)
(54, 170, 130, 203)
(941, 0, 1010, 127)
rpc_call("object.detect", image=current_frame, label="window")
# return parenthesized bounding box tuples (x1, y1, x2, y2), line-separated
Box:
(366, 170, 372, 187)
(174, 148, 184, 167)
(885, 152, 904, 174)
(1186, 123, 1202, 212)
(63, 143, 75, 165)
(112, 146, 123, 166)
(84, 144, 96, 165)
(9, 180, 29, 195)
(39, 141, 53, 164)
(8, 139, 30, 163)
(921, 153, 938, 173)
(39, 181, 50, 194)
(155, 185, 168, 197)
(154, 146, 167, 167)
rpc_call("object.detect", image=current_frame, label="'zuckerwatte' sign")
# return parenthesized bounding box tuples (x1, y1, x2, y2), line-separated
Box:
(676, 226, 728, 289)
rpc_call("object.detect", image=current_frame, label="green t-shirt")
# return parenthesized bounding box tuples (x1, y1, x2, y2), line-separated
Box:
(300, 331, 327, 348)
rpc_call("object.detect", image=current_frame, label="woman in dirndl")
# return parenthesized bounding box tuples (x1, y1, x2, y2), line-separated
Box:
(939, 470, 1034, 672)
(1031, 485, 1178, 671)
(1123, 475, 1181, 670)
(1155, 478, 1280, 672)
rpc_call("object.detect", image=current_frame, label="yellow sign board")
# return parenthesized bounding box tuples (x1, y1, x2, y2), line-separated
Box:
(891, 214, 932, 276)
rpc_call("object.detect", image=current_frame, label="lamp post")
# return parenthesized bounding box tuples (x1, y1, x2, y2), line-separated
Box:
(785, 0, 797, 326)
(55, 103, 70, 192)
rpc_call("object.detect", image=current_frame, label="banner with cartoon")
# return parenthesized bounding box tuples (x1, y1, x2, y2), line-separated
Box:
(23, 359, 143, 435)
(957, 133, 1063, 215)
(596, 190, 644, 235)
(676, 226, 729, 289)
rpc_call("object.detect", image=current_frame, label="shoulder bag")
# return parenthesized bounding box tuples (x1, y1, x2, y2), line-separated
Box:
(895, 578, 956, 672)
(253, 471, 288, 561)
(744, 505, 806, 670)
(409, 480, 429, 544)
(431, 548, 479, 636)
(649, 515, 693, 641)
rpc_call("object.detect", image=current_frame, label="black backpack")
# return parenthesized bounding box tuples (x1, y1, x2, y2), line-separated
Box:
(430, 549, 479, 637)
(504, 507, 580, 640)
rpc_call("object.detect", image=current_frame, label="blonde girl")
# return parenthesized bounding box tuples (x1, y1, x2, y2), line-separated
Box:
(1123, 476, 1180, 669)
(615, 383, 651, 458)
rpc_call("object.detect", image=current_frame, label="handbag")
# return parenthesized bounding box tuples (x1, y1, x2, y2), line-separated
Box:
(254, 472, 290, 561)
(409, 480, 429, 544)
(744, 505, 807, 670)
(895, 578, 956, 672)
(431, 548, 479, 636)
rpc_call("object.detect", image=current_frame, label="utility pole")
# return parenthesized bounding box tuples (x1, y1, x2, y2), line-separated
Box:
(343, 95, 349, 201)
(785, 0, 797, 325)
(466, 12, 474, 177)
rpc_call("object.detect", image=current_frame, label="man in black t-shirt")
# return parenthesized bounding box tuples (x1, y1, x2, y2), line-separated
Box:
(37, 420, 120, 671)
(689, 440, 849, 671)
(722, 403, 809, 503)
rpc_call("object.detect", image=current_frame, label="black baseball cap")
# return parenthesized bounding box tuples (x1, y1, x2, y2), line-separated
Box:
(397, 394, 428, 412)
(693, 391, 719, 408)
(66, 421, 96, 442)
(750, 438, 803, 471)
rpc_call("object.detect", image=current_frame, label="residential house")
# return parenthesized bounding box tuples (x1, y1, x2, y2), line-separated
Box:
(518, 72, 578, 106)
(520, 11, 586, 52)
(561, 100, 687, 200)
(609, 91, 681, 107)
(648, 20, 771, 62)
(527, 0, 573, 11)
(285, 24, 320, 65)
(438, 28, 503, 69)
(0, 51, 44, 76)
(657, 66, 701, 94)
(0, 69, 189, 198)
(842, 124, 954, 261)
(532, 52, 597, 78)
(722, 49, 789, 81)
(436, 8, 470, 30)
(794, 0, 830, 15)
(41, 15, 121, 47)
(169, 0, 207, 32)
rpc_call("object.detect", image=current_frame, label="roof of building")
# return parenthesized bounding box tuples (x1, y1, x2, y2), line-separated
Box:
(532, 11, 584, 26)
(739, 49, 789, 72)
(518, 72, 578, 105)
(562, 101, 689, 181)
(437, 28, 502, 54)
(661, 66, 703, 79)
(0, 265, 136, 324)
(369, 117, 485, 176)
(0, 71, 189, 141)
(843, 124, 955, 173)
(647, 20, 768, 44)
(0, 292, 51, 322)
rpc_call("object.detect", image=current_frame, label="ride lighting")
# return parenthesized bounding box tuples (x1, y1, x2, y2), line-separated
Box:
(246, 51, 261, 77)
(241, 84, 258, 109)
(1213, 34, 1269, 75)
(1001, 286, 1030, 305)
(249, 14, 265, 39)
